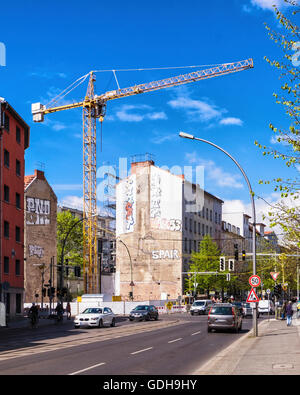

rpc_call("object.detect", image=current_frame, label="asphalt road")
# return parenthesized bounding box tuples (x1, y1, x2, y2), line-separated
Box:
(0, 313, 258, 375)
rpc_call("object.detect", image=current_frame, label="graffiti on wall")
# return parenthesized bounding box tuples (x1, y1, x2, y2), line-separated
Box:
(26, 197, 50, 225)
(150, 172, 162, 219)
(152, 249, 180, 260)
(124, 178, 135, 232)
(28, 244, 45, 258)
(150, 167, 182, 232)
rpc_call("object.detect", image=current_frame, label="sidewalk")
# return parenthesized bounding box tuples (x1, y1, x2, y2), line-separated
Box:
(194, 317, 300, 375)
(1, 315, 71, 330)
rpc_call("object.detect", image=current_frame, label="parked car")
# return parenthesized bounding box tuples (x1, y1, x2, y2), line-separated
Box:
(190, 300, 213, 315)
(74, 307, 116, 328)
(258, 300, 275, 315)
(207, 303, 243, 333)
(242, 302, 260, 318)
(129, 305, 159, 321)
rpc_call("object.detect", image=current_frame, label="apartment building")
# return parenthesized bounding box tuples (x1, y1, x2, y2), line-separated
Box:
(116, 159, 223, 301)
(0, 98, 30, 318)
(24, 169, 57, 304)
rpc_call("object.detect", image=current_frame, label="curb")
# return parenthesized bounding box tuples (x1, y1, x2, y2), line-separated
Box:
(193, 319, 270, 375)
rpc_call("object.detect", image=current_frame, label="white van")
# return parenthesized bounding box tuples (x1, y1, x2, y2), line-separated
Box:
(258, 300, 275, 315)
(190, 300, 213, 315)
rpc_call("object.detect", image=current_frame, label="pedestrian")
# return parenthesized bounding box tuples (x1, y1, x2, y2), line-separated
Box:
(286, 301, 293, 326)
(66, 302, 71, 320)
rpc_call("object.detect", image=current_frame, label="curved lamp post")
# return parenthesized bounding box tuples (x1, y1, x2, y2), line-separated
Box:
(179, 131, 258, 337)
(117, 238, 134, 300)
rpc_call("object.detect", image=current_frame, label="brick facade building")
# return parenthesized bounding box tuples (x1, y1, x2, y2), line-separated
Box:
(116, 159, 223, 301)
(24, 170, 57, 305)
(0, 98, 30, 318)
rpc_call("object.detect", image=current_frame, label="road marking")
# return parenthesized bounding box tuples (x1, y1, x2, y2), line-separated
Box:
(191, 331, 201, 336)
(130, 347, 153, 355)
(69, 362, 106, 375)
(168, 338, 182, 343)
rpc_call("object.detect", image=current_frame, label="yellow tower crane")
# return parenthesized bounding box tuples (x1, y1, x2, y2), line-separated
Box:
(32, 58, 254, 294)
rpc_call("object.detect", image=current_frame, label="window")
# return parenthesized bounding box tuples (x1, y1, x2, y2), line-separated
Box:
(185, 217, 188, 230)
(210, 227, 212, 236)
(215, 212, 218, 224)
(198, 223, 201, 235)
(194, 240, 197, 251)
(16, 126, 21, 144)
(206, 225, 208, 235)
(15, 259, 21, 276)
(4, 149, 9, 168)
(189, 218, 192, 232)
(206, 208, 209, 220)
(4, 221, 9, 238)
(4, 113, 9, 132)
(4, 185, 9, 202)
(16, 226, 21, 242)
(210, 210, 212, 222)
(194, 221, 197, 233)
(16, 293, 22, 314)
(4, 256, 9, 274)
(16, 193, 21, 209)
(184, 237, 187, 252)
(202, 223, 205, 236)
(16, 159, 21, 176)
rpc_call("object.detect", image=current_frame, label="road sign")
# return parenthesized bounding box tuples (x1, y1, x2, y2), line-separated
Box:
(247, 288, 259, 303)
(266, 289, 271, 295)
(270, 272, 280, 281)
(166, 301, 173, 310)
(249, 275, 261, 288)
(77, 296, 82, 302)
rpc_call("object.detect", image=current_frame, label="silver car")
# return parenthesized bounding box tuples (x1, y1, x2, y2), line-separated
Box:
(207, 303, 242, 333)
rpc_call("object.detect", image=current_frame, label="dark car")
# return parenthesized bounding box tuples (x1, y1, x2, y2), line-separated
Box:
(232, 302, 245, 317)
(207, 303, 243, 333)
(129, 305, 159, 321)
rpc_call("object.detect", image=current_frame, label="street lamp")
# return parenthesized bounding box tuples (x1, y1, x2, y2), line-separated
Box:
(117, 238, 134, 300)
(179, 131, 258, 337)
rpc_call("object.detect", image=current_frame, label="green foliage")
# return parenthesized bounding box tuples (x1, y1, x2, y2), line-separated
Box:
(255, 0, 300, 248)
(57, 211, 83, 271)
(185, 235, 221, 296)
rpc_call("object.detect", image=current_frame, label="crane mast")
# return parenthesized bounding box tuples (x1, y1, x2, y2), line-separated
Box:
(32, 58, 253, 295)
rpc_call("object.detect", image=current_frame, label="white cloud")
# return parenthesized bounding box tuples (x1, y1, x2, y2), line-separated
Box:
(250, 0, 291, 10)
(115, 104, 167, 122)
(185, 152, 244, 189)
(219, 117, 243, 126)
(151, 133, 176, 144)
(59, 195, 84, 210)
(168, 95, 226, 122)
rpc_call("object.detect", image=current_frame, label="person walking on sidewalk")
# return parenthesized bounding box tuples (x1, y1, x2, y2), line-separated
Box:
(286, 301, 293, 326)
(66, 302, 71, 320)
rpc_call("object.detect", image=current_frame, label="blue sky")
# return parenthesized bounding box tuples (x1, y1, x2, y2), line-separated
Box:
(0, 0, 298, 226)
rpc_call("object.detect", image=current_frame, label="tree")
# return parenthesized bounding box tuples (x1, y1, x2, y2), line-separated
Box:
(254, 0, 300, 248)
(57, 211, 84, 273)
(186, 235, 220, 298)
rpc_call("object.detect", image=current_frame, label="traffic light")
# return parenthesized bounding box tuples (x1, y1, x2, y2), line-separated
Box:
(234, 244, 239, 261)
(42, 288, 47, 297)
(74, 266, 81, 277)
(242, 250, 246, 261)
(226, 273, 231, 281)
(129, 291, 133, 300)
(219, 256, 225, 271)
(228, 259, 234, 272)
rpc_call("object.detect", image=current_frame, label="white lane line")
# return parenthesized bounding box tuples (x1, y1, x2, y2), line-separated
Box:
(69, 362, 106, 376)
(130, 347, 153, 355)
(168, 338, 182, 343)
(191, 331, 201, 336)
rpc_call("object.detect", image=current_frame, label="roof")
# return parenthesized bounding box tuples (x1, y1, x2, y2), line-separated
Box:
(24, 175, 36, 189)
